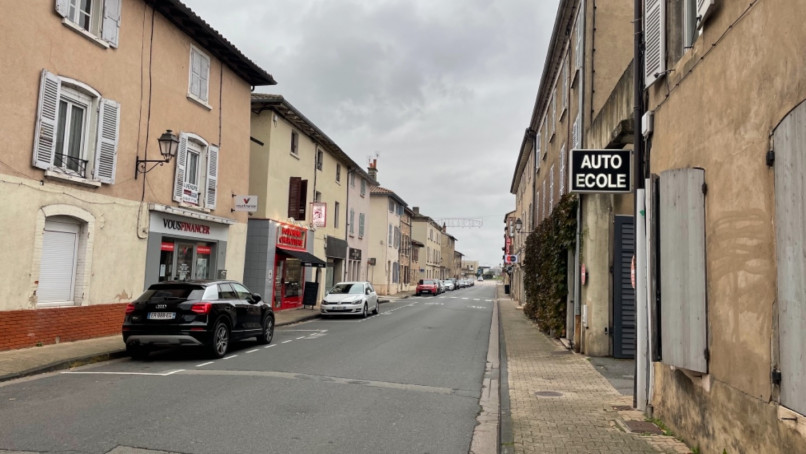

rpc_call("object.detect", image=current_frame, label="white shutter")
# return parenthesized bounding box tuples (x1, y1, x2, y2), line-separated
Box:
(55, 0, 69, 17)
(536, 132, 541, 169)
(562, 59, 568, 110)
(38, 220, 79, 303)
(205, 145, 219, 209)
(101, 0, 121, 48)
(33, 70, 61, 170)
(696, 0, 715, 28)
(550, 165, 555, 208)
(94, 98, 119, 184)
(173, 133, 188, 202)
(575, 7, 584, 70)
(644, 0, 666, 87)
(200, 56, 209, 101)
(560, 146, 566, 195)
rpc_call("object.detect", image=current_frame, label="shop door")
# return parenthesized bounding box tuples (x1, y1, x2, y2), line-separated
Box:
(613, 215, 636, 359)
(273, 259, 284, 309)
(176, 242, 195, 281)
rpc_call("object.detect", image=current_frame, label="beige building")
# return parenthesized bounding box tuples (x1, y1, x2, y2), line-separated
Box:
(246, 95, 364, 310)
(440, 229, 457, 279)
(633, 1, 806, 452)
(0, 0, 274, 350)
(398, 207, 413, 291)
(367, 161, 406, 296)
(411, 208, 442, 280)
(510, 0, 634, 355)
(345, 165, 375, 282)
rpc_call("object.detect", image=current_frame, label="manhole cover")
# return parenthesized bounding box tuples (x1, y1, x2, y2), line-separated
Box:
(612, 405, 633, 411)
(624, 420, 664, 435)
(534, 391, 564, 397)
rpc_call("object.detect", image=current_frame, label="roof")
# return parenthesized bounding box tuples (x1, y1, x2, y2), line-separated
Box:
(145, 0, 276, 86)
(251, 94, 372, 180)
(370, 186, 407, 207)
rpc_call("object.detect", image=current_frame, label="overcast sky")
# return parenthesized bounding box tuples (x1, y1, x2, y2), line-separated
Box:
(183, 0, 560, 267)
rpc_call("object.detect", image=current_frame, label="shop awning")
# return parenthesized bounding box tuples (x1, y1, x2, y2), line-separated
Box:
(276, 247, 326, 268)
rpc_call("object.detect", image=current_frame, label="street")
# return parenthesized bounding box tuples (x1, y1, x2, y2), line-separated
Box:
(0, 285, 497, 454)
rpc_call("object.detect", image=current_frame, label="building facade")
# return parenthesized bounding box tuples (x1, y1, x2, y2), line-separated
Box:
(0, 0, 274, 350)
(411, 208, 442, 280)
(345, 167, 374, 282)
(367, 161, 406, 296)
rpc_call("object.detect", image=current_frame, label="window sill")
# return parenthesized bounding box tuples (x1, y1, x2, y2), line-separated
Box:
(177, 202, 212, 214)
(61, 19, 110, 49)
(45, 170, 102, 188)
(187, 94, 212, 110)
(290, 152, 300, 160)
(37, 301, 78, 308)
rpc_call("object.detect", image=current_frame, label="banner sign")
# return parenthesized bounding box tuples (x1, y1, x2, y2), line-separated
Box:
(312, 202, 327, 228)
(569, 149, 633, 194)
(233, 195, 258, 212)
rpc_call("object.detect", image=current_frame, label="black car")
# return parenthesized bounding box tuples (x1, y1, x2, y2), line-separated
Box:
(122, 280, 274, 359)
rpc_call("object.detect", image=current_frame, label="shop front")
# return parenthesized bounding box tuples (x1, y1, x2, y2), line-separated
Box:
(272, 223, 326, 310)
(145, 209, 232, 288)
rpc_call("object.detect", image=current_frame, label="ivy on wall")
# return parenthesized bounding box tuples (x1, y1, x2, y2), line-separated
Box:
(522, 193, 578, 337)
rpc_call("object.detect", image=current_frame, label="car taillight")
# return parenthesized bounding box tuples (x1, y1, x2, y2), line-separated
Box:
(125, 303, 136, 314)
(191, 303, 212, 314)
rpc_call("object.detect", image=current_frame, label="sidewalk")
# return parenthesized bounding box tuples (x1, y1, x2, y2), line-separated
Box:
(0, 293, 417, 384)
(497, 284, 692, 454)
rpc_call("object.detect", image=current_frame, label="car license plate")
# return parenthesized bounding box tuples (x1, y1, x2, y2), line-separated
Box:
(147, 312, 176, 320)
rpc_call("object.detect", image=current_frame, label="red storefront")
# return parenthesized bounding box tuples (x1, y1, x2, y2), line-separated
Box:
(272, 223, 325, 310)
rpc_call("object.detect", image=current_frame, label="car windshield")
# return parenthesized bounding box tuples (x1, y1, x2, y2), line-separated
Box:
(330, 283, 364, 294)
(422, 280, 436, 285)
(135, 285, 205, 302)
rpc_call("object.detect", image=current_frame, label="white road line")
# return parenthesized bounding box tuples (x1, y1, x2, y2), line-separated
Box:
(264, 345, 276, 349)
(282, 340, 293, 344)
(63, 369, 185, 377)
(246, 349, 259, 354)
(296, 336, 306, 339)
(196, 362, 214, 367)
(223, 355, 238, 360)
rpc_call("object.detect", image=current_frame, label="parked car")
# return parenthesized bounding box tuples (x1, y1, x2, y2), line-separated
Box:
(443, 279, 455, 291)
(321, 281, 379, 317)
(122, 280, 273, 360)
(416, 279, 439, 296)
(436, 280, 446, 294)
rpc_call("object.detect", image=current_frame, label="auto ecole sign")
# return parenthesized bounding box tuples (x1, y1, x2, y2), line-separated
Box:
(569, 149, 633, 194)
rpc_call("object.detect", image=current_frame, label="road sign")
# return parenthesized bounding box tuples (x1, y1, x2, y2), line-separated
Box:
(569, 149, 633, 193)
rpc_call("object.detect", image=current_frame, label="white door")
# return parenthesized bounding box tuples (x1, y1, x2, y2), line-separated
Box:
(38, 219, 79, 304)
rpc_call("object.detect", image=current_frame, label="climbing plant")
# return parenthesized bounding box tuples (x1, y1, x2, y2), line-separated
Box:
(522, 193, 578, 337)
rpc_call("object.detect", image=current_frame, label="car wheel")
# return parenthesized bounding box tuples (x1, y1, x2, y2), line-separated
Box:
(126, 344, 149, 360)
(362, 303, 368, 318)
(209, 319, 230, 358)
(373, 301, 379, 315)
(257, 314, 274, 345)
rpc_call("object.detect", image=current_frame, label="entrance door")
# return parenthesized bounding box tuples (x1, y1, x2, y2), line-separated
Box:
(39, 219, 79, 303)
(613, 215, 636, 359)
(176, 242, 195, 281)
(274, 258, 284, 309)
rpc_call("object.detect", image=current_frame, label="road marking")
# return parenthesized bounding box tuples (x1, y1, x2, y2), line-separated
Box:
(282, 340, 293, 344)
(223, 355, 238, 360)
(63, 369, 185, 377)
(246, 349, 259, 354)
(184, 369, 473, 397)
(196, 362, 213, 367)
(264, 345, 276, 349)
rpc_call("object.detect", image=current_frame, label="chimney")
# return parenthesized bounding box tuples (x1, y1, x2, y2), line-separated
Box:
(368, 159, 378, 182)
(443, 222, 447, 232)
(413, 207, 420, 215)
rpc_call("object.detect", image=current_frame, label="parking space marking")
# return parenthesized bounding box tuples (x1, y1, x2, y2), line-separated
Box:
(196, 362, 214, 367)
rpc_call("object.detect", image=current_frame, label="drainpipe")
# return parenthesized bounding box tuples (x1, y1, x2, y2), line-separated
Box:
(633, 0, 647, 411)
(572, 0, 587, 349)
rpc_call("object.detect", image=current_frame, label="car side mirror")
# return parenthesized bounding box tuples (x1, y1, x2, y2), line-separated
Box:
(252, 293, 262, 303)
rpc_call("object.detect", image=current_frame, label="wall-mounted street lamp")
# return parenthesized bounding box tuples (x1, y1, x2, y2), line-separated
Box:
(135, 130, 179, 179)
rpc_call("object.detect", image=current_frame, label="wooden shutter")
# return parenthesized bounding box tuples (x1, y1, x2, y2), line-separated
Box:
(659, 168, 707, 373)
(93, 98, 119, 184)
(349, 209, 355, 235)
(774, 101, 806, 415)
(298, 179, 307, 220)
(55, 0, 69, 17)
(644, 0, 666, 87)
(696, 0, 715, 28)
(173, 133, 188, 202)
(205, 145, 219, 209)
(101, 0, 121, 48)
(33, 70, 61, 170)
(288, 177, 301, 219)
(359, 213, 365, 237)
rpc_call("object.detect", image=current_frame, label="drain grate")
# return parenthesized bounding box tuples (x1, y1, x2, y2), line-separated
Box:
(612, 405, 633, 411)
(534, 391, 564, 397)
(624, 420, 664, 435)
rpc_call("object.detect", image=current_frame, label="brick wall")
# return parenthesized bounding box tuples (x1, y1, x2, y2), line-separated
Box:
(0, 304, 127, 351)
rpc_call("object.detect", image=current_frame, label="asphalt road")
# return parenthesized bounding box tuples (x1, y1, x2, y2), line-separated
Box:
(0, 283, 496, 454)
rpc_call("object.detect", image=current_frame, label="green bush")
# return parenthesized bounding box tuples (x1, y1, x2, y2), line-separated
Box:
(522, 193, 578, 336)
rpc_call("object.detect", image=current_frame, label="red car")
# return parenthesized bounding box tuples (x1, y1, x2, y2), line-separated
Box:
(416, 279, 439, 296)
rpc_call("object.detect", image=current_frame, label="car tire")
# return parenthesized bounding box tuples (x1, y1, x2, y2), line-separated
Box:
(362, 303, 368, 318)
(126, 344, 149, 360)
(373, 301, 379, 315)
(209, 319, 230, 358)
(257, 314, 274, 345)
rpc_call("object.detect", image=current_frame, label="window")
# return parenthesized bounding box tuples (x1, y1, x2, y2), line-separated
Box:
(644, 0, 666, 86)
(173, 133, 219, 209)
(188, 45, 210, 104)
(290, 131, 299, 156)
(314, 191, 321, 202)
(560, 146, 566, 195)
(575, 6, 584, 70)
(55, 0, 121, 47)
(360, 178, 366, 196)
(316, 149, 323, 170)
(334, 202, 340, 228)
(549, 164, 555, 209)
(562, 58, 569, 114)
(349, 209, 355, 236)
(389, 199, 395, 212)
(336, 164, 341, 183)
(33, 70, 119, 184)
(286, 177, 308, 220)
(350, 171, 355, 186)
(388, 224, 393, 245)
(359, 213, 365, 238)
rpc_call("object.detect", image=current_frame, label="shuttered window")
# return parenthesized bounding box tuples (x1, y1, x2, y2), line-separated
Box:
(359, 213, 365, 238)
(286, 177, 308, 220)
(55, 0, 121, 48)
(644, 0, 666, 86)
(172, 133, 217, 209)
(559, 146, 566, 195)
(33, 70, 119, 184)
(189, 45, 210, 103)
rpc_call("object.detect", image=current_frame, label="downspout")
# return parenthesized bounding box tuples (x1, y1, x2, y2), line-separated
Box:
(633, 0, 647, 411)
(572, 0, 587, 349)
(344, 167, 353, 281)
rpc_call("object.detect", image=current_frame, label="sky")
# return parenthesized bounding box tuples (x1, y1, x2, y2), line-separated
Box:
(182, 0, 560, 267)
